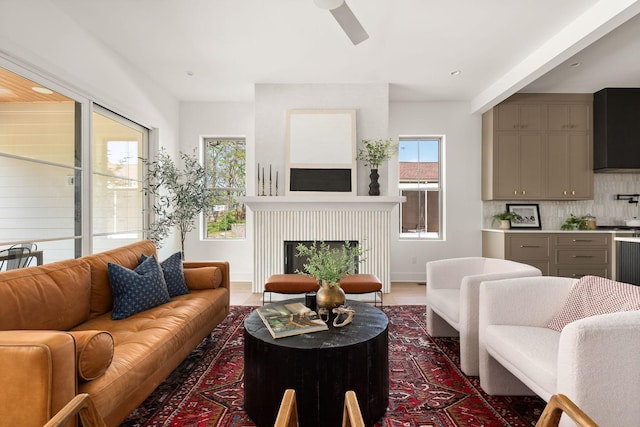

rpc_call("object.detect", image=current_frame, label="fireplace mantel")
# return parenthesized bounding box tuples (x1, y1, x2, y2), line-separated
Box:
(241, 196, 404, 294)
(240, 196, 404, 211)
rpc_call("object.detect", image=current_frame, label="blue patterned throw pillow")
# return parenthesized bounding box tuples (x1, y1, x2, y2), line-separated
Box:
(108, 255, 171, 320)
(141, 252, 190, 297)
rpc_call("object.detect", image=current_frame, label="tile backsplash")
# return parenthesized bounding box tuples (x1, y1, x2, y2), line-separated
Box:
(483, 174, 640, 229)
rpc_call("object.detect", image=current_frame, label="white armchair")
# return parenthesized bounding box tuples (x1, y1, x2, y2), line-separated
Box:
(426, 257, 541, 376)
(479, 276, 640, 427)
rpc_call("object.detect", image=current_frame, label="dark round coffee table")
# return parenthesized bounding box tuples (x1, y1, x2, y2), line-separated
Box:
(244, 299, 389, 427)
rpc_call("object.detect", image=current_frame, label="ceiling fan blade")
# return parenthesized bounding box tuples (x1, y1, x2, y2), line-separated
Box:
(330, 2, 369, 45)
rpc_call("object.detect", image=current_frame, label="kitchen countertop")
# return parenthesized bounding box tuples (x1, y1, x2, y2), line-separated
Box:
(482, 229, 633, 234)
(614, 237, 640, 243)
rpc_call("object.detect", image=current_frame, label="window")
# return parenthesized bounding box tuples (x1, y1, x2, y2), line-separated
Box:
(203, 138, 246, 239)
(398, 137, 442, 239)
(92, 106, 148, 252)
(0, 64, 150, 262)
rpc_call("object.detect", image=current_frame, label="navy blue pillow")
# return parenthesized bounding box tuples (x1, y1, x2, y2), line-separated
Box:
(141, 252, 190, 297)
(108, 255, 171, 320)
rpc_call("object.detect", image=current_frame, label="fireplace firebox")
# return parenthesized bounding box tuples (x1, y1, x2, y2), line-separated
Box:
(284, 240, 360, 275)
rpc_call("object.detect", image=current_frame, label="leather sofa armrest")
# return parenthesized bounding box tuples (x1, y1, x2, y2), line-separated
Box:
(183, 261, 230, 290)
(0, 331, 77, 426)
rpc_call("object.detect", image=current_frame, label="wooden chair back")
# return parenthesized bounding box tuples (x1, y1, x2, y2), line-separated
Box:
(535, 394, 598, 427)
(43, 393, 106, 427)
(274, 389, 298, 427)
(342, 390, 365, 427)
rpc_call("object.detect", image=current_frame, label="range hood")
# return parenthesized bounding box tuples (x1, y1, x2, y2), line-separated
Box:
(593, 88, 640, 173)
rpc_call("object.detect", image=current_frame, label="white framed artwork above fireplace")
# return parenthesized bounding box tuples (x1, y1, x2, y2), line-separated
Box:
(241, 196, 404, 293)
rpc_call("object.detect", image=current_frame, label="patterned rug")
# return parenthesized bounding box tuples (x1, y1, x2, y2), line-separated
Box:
(120, 305, 545, 426)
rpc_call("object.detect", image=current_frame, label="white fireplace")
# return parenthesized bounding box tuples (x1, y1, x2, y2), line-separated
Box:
(241, 196, 404, 293)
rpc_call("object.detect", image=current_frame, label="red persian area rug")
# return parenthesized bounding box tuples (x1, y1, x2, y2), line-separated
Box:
(120, 305, 545, 426)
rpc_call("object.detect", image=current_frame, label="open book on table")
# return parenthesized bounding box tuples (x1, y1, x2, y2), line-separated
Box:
(256, 302, 328, 339)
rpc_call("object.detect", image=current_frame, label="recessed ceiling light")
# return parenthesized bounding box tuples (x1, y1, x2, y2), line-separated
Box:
(450, 70, 462, 76)
(31, 86, 53, 94)
(569, 62, 582, 68)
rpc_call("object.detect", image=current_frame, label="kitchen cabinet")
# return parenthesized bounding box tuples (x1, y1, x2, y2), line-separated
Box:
(495, 102, 543, 131)
(494, 133, 545, 199)
(546, 133, 592, 199)
(547, 103, 590, 131)
(483, 231, 612, 279)
(482, 93, 593, 201)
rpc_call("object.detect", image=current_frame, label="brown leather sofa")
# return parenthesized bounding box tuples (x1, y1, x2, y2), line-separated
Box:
(0, 240, 230, 427)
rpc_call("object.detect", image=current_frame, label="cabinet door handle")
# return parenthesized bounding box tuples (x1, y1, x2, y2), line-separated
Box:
(572, 239, 593, 242)
(520, 245, 540, 248)
(572, 255, 593, 258)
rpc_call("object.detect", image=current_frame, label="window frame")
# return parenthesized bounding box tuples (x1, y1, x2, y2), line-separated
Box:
(398, 135, 443, 240)
(201, 136, 247, 240)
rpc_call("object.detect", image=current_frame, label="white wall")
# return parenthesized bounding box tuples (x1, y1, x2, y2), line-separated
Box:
(179, 102, 255, 280)
(0, 0, 181, 257)
(389, 102, 483, 282)
(255, 84, 390, 196)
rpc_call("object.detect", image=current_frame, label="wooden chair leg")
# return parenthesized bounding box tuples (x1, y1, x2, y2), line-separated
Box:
(342, 390, 365, 427)
(535, 394, 598, 427)
(274, 389, 298, 427)
(43, 393, 106, 427)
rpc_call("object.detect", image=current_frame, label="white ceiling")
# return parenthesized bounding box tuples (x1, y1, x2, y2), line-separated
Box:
(50, 0, 640, 112)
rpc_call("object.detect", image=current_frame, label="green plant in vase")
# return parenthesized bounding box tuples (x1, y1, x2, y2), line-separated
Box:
(492, 211, 522, 229)
(295, 241, 366, 310)
(356, 138, 399, 196)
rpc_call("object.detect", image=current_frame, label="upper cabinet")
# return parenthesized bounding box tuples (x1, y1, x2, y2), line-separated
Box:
(496, 103, 543, 131)
(482, 94, 593, 201)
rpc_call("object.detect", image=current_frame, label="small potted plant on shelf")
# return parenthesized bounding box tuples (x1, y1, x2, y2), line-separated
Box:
(561, 214, 590, 230)
(492, 211, 522, 230)
(295, 241, 365, 310)
(356, 138, 399, 196)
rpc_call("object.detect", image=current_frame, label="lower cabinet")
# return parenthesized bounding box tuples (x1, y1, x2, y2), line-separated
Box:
(483, 231, 612, 279)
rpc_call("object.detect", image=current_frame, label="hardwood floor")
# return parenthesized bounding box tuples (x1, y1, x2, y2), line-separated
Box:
(229, 281, 427, 306)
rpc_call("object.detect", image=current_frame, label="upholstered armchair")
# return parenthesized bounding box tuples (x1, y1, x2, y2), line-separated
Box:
(479, 276, 640, 427)
(426, 257, 541, 375)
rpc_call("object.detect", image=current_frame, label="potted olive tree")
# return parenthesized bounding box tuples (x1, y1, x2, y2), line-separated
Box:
(142, 148, 212, 258)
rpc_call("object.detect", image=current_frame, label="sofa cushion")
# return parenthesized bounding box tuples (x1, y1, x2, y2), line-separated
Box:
(484, 325, 560, 399)
(0, 258, 91, 330)
(68, 330, 114, 381)
(184, 266, 222, 289)
(108, 255, 170, 320)
(141, 252, 189, 297)
(83, 240, 158, 318)
(548, 275, 640, 331)
(426, 289, 460, 329)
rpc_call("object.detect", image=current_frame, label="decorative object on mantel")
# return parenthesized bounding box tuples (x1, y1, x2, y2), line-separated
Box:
(492, 210, 522, 230)
(356, 138, 399, 196)
(295, 241, 365, 310)
(257, 163, 278, 196)
(141, 148, 212, 258)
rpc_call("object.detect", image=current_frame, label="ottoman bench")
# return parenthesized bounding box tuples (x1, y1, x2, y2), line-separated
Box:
(340, 274, 383, 306)
(263, 274, 319, 304)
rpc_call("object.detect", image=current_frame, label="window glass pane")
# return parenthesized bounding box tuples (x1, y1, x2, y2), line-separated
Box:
(0, 140, 77, 244)
(399, 138, 441, 239)
(92, 108, 146, 240)
(93, 233, 144, 253)
(0, 67, 76, 166)
(204, 138, 246, 239)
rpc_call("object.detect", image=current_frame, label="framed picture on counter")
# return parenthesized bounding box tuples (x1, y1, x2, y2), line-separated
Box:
(506, 203, 541, 229)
